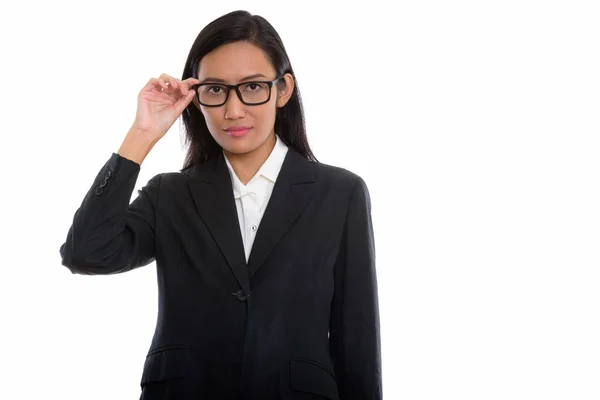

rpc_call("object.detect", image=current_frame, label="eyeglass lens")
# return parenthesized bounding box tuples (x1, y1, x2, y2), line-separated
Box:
(198, 82, 271, 105)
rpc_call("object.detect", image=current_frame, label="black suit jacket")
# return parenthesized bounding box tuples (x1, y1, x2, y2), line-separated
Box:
(59, 147, 382, 399)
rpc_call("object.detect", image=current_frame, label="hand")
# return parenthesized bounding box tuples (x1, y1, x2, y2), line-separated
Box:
(132, 73, 200, 143)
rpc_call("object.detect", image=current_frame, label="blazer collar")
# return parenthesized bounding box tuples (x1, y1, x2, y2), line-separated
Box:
(185, 147, 317, 292)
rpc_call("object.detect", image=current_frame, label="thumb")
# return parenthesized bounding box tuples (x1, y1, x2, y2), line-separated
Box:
(174, 90, 196, 114)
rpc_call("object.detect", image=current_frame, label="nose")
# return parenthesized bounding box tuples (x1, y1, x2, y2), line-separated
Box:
(224, 88, 246, 119)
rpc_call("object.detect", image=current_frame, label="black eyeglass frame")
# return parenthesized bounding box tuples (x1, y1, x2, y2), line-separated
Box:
(190, 76, 284, 107)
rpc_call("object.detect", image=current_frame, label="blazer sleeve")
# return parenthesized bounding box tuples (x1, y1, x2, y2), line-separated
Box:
(59, 152, 160, 275)
(330, 177, 383, 399)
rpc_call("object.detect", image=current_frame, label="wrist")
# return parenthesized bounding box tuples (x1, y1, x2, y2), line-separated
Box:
(117, 126, 157, 165)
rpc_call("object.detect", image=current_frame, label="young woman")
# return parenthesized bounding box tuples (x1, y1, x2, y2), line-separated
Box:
(60, 10, 382, 400)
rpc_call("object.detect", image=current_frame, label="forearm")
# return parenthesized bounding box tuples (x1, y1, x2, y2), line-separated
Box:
(59, 152, 159, 275)
(117, 125, 157, 166)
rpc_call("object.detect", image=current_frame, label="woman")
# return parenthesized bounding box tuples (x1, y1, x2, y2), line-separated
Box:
(60, 10, 382, 400)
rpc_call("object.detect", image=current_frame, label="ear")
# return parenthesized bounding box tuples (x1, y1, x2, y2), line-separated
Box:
(275, 73, 295, 108)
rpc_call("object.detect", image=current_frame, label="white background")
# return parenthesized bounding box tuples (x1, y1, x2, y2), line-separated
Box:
(1, 0, 599, 399)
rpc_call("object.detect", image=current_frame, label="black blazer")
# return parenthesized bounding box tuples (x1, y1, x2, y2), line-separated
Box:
(59, 147, 382, 400)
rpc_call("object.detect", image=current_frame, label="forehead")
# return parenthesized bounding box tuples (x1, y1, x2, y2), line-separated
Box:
(197, 41, 275, 82)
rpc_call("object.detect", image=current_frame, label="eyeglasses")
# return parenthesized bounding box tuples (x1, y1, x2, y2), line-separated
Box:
(191, 76, 283, 107)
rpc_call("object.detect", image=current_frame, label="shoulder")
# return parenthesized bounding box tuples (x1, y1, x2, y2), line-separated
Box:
(313, 160, 369, 193)
(153, 157, 217, 187)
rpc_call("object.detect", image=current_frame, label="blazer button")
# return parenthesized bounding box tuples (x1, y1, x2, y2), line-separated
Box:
(236, 290, 248, 301)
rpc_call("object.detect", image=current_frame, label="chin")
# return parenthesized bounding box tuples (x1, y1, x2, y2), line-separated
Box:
(220, 140, 258, 155)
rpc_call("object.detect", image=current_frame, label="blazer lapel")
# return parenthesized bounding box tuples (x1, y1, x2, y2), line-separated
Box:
(185, 153, 249, 293)
(247, 149, 316, 279)
(185, 148, 317, 288)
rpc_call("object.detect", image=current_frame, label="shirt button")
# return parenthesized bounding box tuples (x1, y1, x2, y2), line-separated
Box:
(251, 225, 258, 232)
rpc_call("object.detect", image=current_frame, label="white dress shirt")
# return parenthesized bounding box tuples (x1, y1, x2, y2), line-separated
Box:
(223, 134, 289, 262)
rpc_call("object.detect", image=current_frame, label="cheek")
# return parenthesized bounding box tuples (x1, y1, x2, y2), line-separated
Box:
(258, 104, 277, 126)
(201, 109, 221, 127)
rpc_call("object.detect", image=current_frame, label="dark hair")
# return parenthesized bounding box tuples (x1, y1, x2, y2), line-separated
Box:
(179, 10, 317, 171)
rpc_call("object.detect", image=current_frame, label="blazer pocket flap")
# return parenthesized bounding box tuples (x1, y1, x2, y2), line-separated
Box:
(289, 358, 339, 400)
(140, 345, 191, 385)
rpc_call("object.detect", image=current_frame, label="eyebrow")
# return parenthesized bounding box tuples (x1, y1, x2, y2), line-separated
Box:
(200, 74, 267, 84)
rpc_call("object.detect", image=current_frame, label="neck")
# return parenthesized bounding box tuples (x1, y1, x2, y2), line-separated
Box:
(224, 133, 277, 185)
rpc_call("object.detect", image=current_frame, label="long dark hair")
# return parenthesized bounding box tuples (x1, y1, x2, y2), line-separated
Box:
(179, 10, 317, 171)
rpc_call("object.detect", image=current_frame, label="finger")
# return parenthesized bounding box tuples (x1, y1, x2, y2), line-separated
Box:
(184, 78, 200, 92)
(173, 78, 188, 95)
(174, 78, 197, 96)
(185, 77, 200, 85)
(174, 89, 196, 114)
(156, 78, 168, 91)
(145, 78, 164, 92)
(150, 78, 168, 93)
(158, 73, 176, 91)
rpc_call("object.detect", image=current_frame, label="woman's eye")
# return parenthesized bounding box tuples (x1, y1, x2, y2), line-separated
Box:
(243, 83, 264, 91)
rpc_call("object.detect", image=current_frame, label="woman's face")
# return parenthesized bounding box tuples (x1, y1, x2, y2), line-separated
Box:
(194, 41, 294, 157)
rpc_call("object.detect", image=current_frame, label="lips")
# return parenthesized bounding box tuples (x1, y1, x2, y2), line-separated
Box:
(225, 126, 252, 138)
(226, 126, 251, 132)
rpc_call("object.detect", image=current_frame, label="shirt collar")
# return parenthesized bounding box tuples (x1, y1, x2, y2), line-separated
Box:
(223, 133, 289, 197)
(257, 133, 288, 183)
